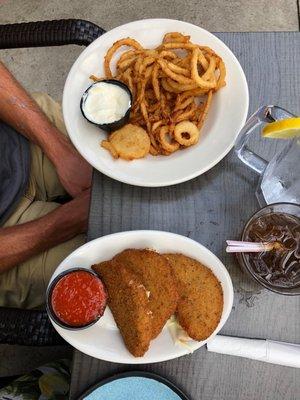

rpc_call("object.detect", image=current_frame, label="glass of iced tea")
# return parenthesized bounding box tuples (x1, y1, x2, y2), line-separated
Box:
(238, 203, 300, 295)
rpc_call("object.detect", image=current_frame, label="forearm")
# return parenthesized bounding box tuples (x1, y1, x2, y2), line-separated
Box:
(0, 61, 70, 165)
(0, 195, 89, 273)
(0, 61, 92, 197)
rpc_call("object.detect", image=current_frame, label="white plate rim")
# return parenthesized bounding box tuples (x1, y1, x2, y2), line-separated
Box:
(48, 230, 234, 364)
(62, 18, 249, 187)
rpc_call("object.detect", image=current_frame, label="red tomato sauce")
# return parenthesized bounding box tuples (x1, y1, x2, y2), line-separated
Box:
(51, 270, 107, 327)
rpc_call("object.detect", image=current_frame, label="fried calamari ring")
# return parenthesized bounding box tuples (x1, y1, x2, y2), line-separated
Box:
(174, 121, 200, 146)
(158, 126, 180, 153)
(104, 38, 143, 77)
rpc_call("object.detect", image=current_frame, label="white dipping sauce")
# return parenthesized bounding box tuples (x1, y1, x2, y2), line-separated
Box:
(82, 82, 131, 124)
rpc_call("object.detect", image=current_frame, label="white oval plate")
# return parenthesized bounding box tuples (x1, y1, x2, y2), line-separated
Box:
(48, 230, 234, 364)
(63, 19, 249, 187)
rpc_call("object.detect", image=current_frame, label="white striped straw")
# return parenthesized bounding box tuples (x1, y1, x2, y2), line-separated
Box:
(226, 240, 273, 253)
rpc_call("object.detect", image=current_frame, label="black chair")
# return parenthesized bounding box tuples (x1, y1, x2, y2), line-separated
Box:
(0, 19, 105, 49)
(0, 19, 105, 346)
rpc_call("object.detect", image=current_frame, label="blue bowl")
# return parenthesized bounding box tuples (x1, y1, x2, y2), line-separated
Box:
(78, 371, 190, 400)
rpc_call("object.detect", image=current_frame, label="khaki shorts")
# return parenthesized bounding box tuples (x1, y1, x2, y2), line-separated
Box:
(0, 93, 85, 309)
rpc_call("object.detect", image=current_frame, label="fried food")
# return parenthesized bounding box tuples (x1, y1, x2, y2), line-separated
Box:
(92, 248, 225, 357)
(92, 259, 152, 357)
(114, 249, 179, 338)
(101, 139, 118, 158)
(92, 32, 226, 158)
(174, 121, 200, 146)
(101, 123, 150, 160)
(104, 38, 143, 77)
(159, 125, 180, 153)
(164, 253, 223, 341)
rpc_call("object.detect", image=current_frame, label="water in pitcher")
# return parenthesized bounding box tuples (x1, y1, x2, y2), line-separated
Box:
(257, 139, 300, 205)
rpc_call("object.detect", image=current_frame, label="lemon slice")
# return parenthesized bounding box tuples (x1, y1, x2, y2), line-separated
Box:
(262, 117, 300, 139)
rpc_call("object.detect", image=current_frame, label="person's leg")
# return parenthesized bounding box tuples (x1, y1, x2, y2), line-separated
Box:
(2, 92, 67, 224)
(29, 93, 69, 202)
(0, 201, 85, 309)
(0, 92, 87, 308)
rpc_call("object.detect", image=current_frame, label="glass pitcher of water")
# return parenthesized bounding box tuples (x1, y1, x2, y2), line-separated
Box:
(235, 105, 300, 206)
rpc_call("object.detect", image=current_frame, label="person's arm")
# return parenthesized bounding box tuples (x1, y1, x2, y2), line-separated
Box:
(0, 190, 90, 273)
(0, 61, 92, 197)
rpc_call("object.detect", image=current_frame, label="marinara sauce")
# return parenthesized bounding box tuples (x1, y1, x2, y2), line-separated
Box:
(51, 270, 107, 327)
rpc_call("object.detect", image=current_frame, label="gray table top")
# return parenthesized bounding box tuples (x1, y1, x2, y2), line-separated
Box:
(70, 32, 300, 400)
